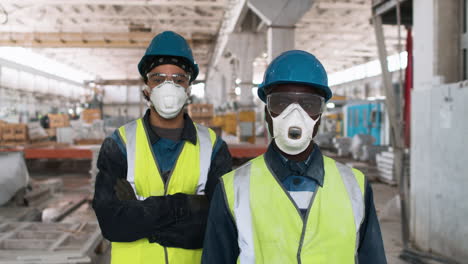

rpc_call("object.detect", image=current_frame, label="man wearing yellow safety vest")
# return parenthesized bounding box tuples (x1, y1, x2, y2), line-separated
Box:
(202, 50, 387, 263)
(93, 31, 232, 264)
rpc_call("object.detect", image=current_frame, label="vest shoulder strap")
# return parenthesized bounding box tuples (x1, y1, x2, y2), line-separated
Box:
(335, 161, 365, 252)
(118, 119, 145, 200)
(194, 123, 216, 194)
(232, 160, 256, 263)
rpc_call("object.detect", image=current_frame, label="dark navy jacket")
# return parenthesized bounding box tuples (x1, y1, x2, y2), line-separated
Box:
(202, 143, 387, 264)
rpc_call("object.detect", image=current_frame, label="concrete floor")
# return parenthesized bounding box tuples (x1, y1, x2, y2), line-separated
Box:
(372, 182, 407, 264)
(18, 160, 408, 264)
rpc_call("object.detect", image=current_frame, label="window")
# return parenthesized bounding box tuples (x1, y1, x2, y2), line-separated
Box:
(371, 110, 381, 127)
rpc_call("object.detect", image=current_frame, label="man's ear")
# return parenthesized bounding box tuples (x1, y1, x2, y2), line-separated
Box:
(186, 85, 192, 96)
(142, 87, 150, 101)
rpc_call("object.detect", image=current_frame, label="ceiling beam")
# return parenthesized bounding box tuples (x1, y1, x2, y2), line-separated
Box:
(316, 2, 368, 10)
(0, 32, 214, 48)
(2, 0, 226, 7)
(85, 79, 144, 86)
(49, 14, 224, 21)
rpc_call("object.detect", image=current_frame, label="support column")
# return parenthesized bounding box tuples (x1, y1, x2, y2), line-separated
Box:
(248, 0, 312, 62)
(267, 26, 295, 62)
(227, 32, 265, 107)
(411, 0, 466, 260)
(414, 0, 461, 89)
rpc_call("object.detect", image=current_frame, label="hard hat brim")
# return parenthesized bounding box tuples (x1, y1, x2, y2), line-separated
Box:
(258, 81, 332, 102)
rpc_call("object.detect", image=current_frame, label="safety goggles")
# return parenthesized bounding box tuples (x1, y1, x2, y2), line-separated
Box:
(147, 72, 191, 87)
(267, 92, 325, 117)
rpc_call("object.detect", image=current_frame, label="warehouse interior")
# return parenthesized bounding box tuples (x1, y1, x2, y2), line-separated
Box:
(0, 0, 467, 263)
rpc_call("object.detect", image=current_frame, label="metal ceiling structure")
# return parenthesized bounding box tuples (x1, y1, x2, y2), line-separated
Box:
(0, 0, 404, 82)
(296, 0, 405, 73)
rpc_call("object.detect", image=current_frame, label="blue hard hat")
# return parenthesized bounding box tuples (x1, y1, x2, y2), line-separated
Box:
(258, 50, 332, 102)
(138, 31, 199, 82)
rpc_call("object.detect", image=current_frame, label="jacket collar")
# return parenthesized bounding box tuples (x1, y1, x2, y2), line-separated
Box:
(264, 142, 325, 187)
(142, 109, 198, 145)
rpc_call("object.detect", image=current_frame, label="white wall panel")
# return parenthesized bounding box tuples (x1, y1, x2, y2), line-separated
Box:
(410, 82, 468, 262)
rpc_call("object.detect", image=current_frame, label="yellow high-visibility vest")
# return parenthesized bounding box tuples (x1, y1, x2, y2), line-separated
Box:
(222, 155, 366, 264)
(111, 118, 216, 264)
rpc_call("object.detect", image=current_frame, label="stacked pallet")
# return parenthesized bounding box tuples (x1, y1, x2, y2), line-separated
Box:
(376, 148, 410, 185)
(81, 109, 101, 124)
(223, 113, 237, 135)
(0, 121, 6, 143)
(350, 134, 375, 160)
(27, 122, 48, 142)
(376, 150, 395, 183)
(0, 124, 28, 146)
(188, 104, 213, 126)
(333, 137, 352, 157)
(0, 222, 104, 264)
(360, 145, 388, 163)
(48, 114, 70, 128)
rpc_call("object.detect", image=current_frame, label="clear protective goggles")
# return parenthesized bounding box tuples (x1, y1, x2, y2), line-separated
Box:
(147, 72, 191, 87)
(267, 92, 325, 117)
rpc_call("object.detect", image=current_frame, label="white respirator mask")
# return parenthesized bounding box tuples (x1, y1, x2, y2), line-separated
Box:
(270, 103, 319, 155)
(147, 81, 188, 119)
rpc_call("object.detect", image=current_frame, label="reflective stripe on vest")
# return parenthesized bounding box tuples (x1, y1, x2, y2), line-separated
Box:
(122, 120, 144, 200)
(113, 119, 216, 264)
(223, 155, 365, 264)
(233, 163, 255, 263)
(195, 123, 213, 194)
(336, 161, 365, 255)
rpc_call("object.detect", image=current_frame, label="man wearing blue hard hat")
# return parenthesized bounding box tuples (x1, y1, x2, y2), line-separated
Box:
(93, 31, 232, 264)
(202, 50, 386, 263)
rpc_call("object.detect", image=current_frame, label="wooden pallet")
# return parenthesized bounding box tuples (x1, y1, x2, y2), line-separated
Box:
(188, 104, 214, 118)
(0, 140, 28, 148)
(48, 114, 70, 128)
(74, 139, 104, 145)
(1, 124, 28, 142)
(81, 109, 101, 124)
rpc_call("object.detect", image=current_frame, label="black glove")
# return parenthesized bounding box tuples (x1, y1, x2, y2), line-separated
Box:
(114, 178, 137, 201)
(149, 194, 209, 249)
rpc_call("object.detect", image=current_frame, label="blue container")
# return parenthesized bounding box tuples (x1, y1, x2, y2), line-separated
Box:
(345, 102, 383, 145)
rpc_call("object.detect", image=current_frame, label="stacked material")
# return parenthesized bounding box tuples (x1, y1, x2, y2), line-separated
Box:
(314, 132, 336, 149)
(333, 137, 352, 157)
(376, 148, 409, 185)
(237, 111, 256, 144)
(350, 134, 375, 160)
(70, 120, 106, 143)
(223, 113, 237, 136)
(103, 116, 133, 136)
(0, 222, 103, 264)
(0, 121, 6, 142)
(360, 145, 388, 163)
(26, 122, 48, 142)
(0, 124, 28, 145)
(376, 150, 395, 183)
(56, 127, 75, 144)
(48, 114, 70, 128)
(0, 152, 29, 206)
(81, 109, 102, 124)
(188, 104, 213, 126)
